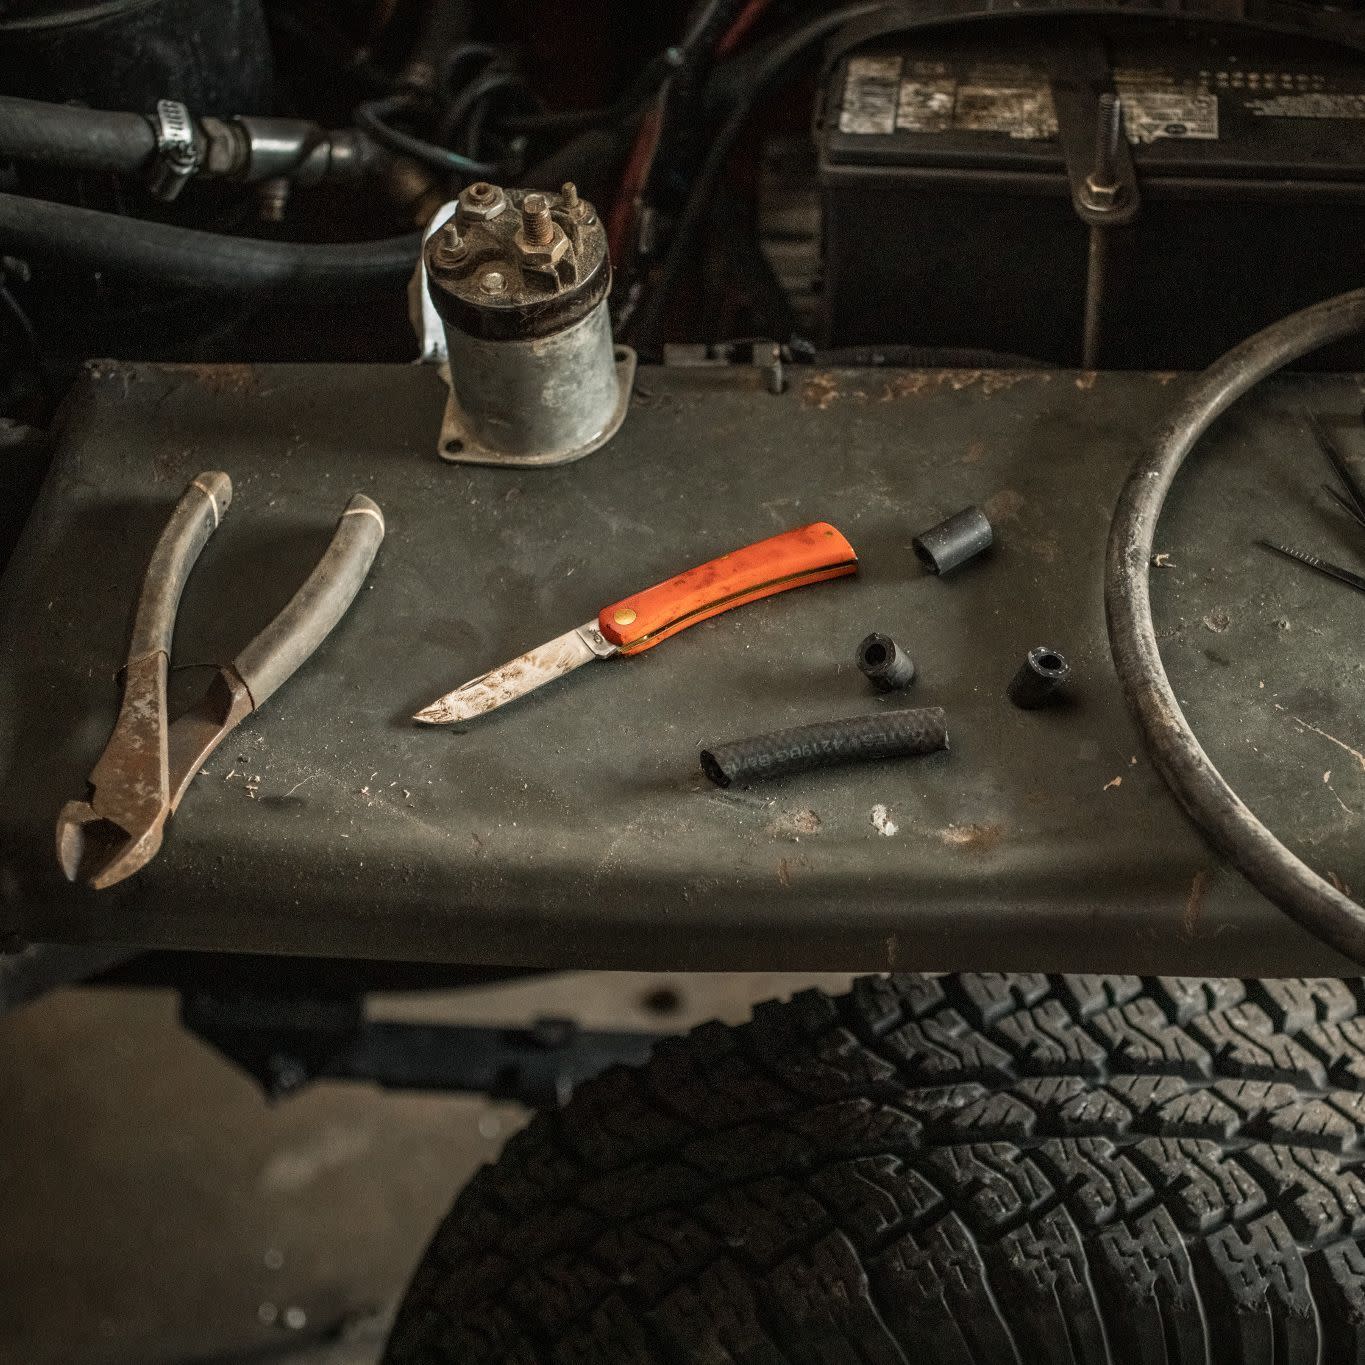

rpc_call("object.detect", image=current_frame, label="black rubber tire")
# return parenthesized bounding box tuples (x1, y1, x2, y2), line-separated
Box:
(384, 973, 1365, 1364)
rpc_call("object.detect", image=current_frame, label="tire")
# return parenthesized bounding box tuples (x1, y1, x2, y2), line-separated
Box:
(384, 973, 1365, 1364)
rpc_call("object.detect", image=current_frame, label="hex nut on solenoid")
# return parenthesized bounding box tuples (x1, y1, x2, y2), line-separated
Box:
(457, 180, 507, 222)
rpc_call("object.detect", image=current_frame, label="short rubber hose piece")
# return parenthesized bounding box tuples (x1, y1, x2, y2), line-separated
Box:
(912, 506, 993, 575)
(1007, 647, 1071, 709)
(701, 707, 947, 788)
(857, 632, 916, 691)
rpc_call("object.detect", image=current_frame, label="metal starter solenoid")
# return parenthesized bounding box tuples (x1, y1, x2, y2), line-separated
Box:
(424, 180, 635, 467)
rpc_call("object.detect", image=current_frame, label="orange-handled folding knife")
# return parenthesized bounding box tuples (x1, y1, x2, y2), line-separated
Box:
(414, 522, 858, 724)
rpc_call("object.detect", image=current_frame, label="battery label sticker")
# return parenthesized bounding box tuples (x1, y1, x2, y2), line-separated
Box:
(840, 57, 1059, 139)
(1114, 74, 1218, 142)
(953, 83, 1058, 139)
(839, 56, 902, 134)
(1244, 92, 1365, 119)
(895, 78, 956, 134)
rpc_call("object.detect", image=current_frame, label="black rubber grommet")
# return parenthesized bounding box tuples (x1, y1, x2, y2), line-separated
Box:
(856, 632, 916, 691)
(1007, 646, 1071, 709)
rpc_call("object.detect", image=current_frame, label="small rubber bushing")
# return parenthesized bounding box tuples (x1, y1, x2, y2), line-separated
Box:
(856, 632, 916, 691)
(912, 506, 994, 575)
(1007, 646, 1071, 709)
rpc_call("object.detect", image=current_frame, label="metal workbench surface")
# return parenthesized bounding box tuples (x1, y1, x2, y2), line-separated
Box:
(2, 360, 1363, 974)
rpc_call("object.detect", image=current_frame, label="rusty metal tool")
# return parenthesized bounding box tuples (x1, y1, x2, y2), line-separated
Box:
(1259, 539, 1365, 596)
(57, 471, 385, 889)
(415, 522, 858, 725)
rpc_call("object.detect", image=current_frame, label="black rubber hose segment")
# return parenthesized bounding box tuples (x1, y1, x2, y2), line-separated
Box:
(856, 632, 916, 691)
(0, 193, 419, 293)
(1105, 283, 1365, 964)
(912, 506, 993, 575)
(701, 707, 947, 787)
(0, 97, 156, 176)
(1007, 646, 1070, 709)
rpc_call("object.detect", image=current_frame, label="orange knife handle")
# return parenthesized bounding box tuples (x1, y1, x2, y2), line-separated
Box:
(598, 522, 858, 654)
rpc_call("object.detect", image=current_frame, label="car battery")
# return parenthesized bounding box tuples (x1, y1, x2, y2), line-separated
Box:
(817, 19, 1365, 368)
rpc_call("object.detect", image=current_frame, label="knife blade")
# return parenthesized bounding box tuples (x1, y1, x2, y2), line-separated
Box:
(414, 620, 616, 725)
(415, 521, 859, 725)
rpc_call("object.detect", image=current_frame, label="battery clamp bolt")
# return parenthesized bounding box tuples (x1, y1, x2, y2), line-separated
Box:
(1081, 93, 1126, 213)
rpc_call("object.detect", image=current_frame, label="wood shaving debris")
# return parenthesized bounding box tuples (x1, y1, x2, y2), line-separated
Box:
(1104, 776, 1123, 791)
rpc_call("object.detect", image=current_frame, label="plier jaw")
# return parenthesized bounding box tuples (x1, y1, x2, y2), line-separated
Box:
(56, 797, 169, 890)
(56, 651, 171, 888)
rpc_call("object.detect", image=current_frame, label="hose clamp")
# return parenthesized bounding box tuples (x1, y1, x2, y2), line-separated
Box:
(146, 99, 201, 202)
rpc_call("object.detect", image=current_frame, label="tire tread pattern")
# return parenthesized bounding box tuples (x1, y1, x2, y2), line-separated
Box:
(383, 974, 1365, 1364)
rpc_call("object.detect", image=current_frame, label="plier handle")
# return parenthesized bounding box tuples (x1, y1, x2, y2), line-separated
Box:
(56, 471, 384, 889)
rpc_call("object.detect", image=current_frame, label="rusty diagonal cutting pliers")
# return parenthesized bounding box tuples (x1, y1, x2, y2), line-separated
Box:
(56, 471, 385, 889)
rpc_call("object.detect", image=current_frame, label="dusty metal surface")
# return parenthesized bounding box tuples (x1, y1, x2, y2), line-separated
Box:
(2, 360, 1364, 972)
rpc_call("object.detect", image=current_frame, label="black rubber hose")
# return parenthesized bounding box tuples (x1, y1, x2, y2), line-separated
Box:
(701, 707, 947, 787)
(522, 122, 640, 195)
(856, 633, 916, 692)
(354, 93, 505, 178)
(1105, 284, 1365, 964)
(0, 97, 156, 176)
(0, 193, 419, 293)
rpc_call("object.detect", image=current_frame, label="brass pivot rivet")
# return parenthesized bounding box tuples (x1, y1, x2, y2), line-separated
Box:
(613, 608, 638, 626)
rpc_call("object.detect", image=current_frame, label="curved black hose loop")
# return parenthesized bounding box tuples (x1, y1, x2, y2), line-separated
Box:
(0, 192, 420, 293)
(435, 41, 508, 101)
(354, 92, 507, 178)
(1104, 285, 1365, 964)
(438, 69, 531, 154)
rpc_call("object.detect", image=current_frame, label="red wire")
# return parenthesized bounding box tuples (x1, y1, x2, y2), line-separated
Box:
(715, 0, 773, 58)
(610, 0, 774, 267)
(609, 103, 662, 266)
